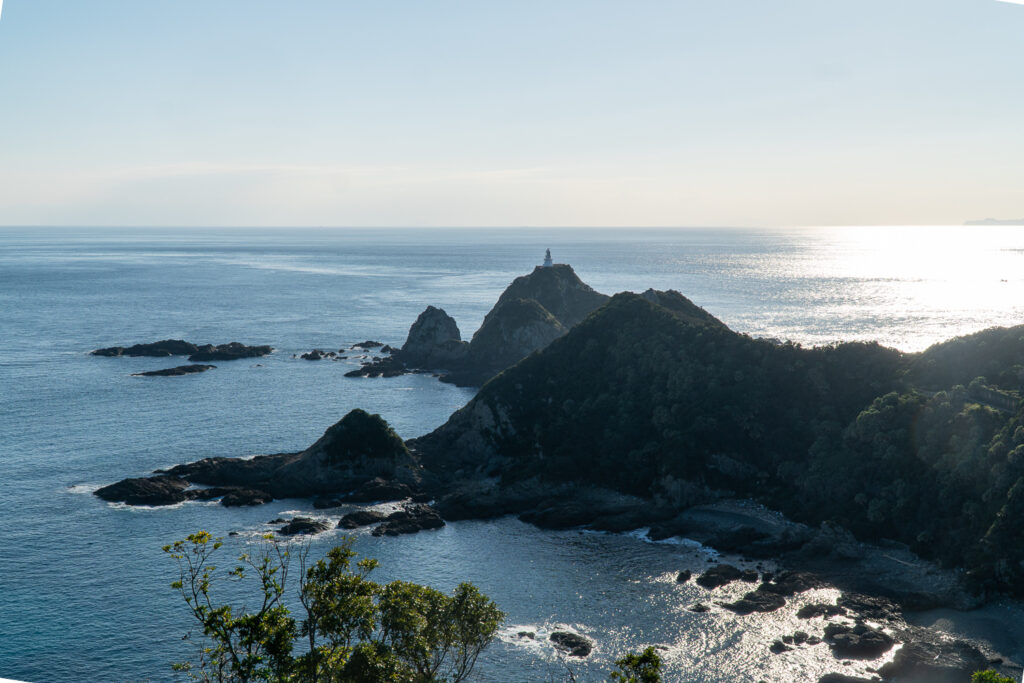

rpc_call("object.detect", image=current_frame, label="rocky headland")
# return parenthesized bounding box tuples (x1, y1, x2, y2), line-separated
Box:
(95, 268, 1024, 680)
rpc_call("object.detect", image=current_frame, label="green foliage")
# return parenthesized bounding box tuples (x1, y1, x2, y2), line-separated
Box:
(972, 669, 1016, 683)
(165, 532, 503, 682)
(609, 647, 662, 682)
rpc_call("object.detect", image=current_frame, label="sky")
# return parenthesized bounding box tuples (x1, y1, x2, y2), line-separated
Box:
(0, 0, 1021, 228)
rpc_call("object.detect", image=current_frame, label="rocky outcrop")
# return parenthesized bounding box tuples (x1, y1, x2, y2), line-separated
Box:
(696, 565, 744, 589)
(549, 631, 593, 657)
(220, 488, 273, 506)
(95, 476, 191, 506)
(277, 517, 332, 536)
(370, 503, 445, 536)
(92, 339, 271, 361)
(824, 622, 895, 659)
(337, 510, 388, 529)
(346, 306, 467, 378)
(132, 364, 215, 377)
(94, 477, 272, 507)
(96, 409, 419, 505)
(188, 342, 273, 361)
(92, 339, 198, 357)
(398, 306, 468, 368)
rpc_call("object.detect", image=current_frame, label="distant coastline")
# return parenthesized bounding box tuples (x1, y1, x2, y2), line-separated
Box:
(964, 218, 1024, 226)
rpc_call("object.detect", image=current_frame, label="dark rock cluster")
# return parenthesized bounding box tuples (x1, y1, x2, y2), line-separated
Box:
(132, 364, 215, 377)
(93, 339, 271, 361)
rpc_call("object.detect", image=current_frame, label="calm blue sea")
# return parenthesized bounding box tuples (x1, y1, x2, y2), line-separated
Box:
(4, 226, 1024, 683)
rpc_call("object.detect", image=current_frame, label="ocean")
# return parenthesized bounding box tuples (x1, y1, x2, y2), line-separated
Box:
(3, 226, 1024, 682)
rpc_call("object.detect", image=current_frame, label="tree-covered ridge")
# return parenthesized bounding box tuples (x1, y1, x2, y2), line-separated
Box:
(416, 290, 1024, 595)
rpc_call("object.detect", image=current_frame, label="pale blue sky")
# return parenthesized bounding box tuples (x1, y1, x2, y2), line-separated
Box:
(0, 0, 1021, 227)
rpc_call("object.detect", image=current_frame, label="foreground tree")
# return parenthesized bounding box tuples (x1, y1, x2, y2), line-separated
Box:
(608, 647, 662, 683)
(164, 531, 503, 682)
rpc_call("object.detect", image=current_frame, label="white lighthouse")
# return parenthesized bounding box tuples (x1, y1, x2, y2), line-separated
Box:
(542, 248, 553, 267)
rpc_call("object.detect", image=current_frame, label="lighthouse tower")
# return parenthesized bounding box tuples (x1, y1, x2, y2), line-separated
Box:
(542, 248, 553, 268)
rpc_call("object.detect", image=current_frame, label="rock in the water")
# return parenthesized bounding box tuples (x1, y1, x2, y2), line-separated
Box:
(689, 603, 711, 612)
(759, 571, 822, 596)
(220, 488, 273, 507)
(797, 603, 845, 619)
(399, 306, 468, 368)
(92, 339, 198, 357)
(95, 476, 190, 506)
(337, 510, 388, 529)
(676, 570, 692, 583)
(352, 341, 384, 349)
(188, 342, 273, 362)
(549, 631, 593, 657)
(837, 593, 900, 622)
(301, 349, 326, 360)
(824, 623, 895, 659)
(696, 564, 744, 589)
(722, 588, 787, 615)
(93, 340, 271, 361)
(132, 364, 215, 377)
(371, 504, 445, 536)
(770, 640, 792, 654)
(341, 477, 414, 503)
(277, 517, 332, 536)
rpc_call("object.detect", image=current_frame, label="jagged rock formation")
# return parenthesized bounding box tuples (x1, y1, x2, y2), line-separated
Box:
(348, 263, 609, 385)
(398, 306, 468, 368)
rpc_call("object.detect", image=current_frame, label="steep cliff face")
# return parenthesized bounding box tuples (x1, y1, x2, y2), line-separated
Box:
(485, 264, 609, 329)
(397, 305, 468, 368)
